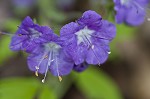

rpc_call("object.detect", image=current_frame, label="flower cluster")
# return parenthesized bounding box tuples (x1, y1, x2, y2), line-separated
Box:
(113, 0, 149, 26)
(7, 10, 116, 82)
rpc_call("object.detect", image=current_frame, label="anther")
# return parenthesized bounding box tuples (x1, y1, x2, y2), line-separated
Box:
(35, 71, 38, 76)
(108, 52, 111, 54)
(41, 52, 53, 83)
(44, 55, 48, 59)
(18, 34, 22, 36)
(91, 45, 94, 49)
(35, 66, 39, 70)
(58, 76, 62, 82)
(35, 66, 39, 76)
(0, 31, 13, 36)
(42, 79, 45, 83)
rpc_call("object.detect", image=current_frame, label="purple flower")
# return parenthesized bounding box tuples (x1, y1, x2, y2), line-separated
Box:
(27, 37, 74, 82)
(10, 16, 57, 53)
(73, 63, 89, 72)
(113, 0, 149, 26)
(60, 10, 116, 66)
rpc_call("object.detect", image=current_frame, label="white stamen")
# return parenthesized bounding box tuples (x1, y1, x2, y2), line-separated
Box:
(120, 0, 130, 5)
(108, 52, 111, 54)
(58, 76, 62, 82)
(35, 66, 39, 70)
(0, 32, 14, 36)
(51, 59, 54, 62)
(83, 34, 101, 66)
(91, 45, 94, 49)
(75, 26, 94, 45)
(54, 52, 62, 82)
(35, 52, 48, 77)
(42, 51, 53, 83)
(42, 79, 45, 83)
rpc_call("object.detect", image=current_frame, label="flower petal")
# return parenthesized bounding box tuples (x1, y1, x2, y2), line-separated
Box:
(77, 10, 102, 30)
(27, 51, 49, 74)
(115, 7, 126, 24)
(86, 44, 109, 65)
(126, 5, 145, 26)
(50, 48, 74, 76)
(9, 35, 28, 51)
(94, 20, 116, 41)
(73, 62, 89, 72)
(60, 22, 80, 36)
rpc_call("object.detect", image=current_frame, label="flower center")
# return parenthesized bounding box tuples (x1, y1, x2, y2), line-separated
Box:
(44, 42, 61, 51)
(75, 26, 95, 46)
(29, 28, 41, 38)
(120, 0, 130, 5)
(36, 42, 62, 83)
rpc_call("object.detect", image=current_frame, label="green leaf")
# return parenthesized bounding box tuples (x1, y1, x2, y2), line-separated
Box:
(38, 0, 66, 23)
(3, 18, 20, 32)
(0, 78, 40, 99)
(0, 18, 20, 65)
(39, 85, 57, 99)
(116, 24, 136, 41)
(48, 75, 72, 99)
(75, 67, 123, 99)
(0, 36, 15, 65)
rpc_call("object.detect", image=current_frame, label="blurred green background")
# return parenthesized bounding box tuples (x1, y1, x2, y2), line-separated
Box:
(0, 0, 150, 99)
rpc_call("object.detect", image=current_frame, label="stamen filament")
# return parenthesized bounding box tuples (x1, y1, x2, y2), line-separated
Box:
(35, 71, 39, 76)
(0, 31, 14, 36)
(88, 33, 110, 40)
(35, 52, 48, 77)
(42, 51, 53, 83)
(17, 26, 29, 34)
(83, 34, 101, 66)
(108, 52, 111, 54)
(54, 51, 62, 82)
(58, 76, 62, 82)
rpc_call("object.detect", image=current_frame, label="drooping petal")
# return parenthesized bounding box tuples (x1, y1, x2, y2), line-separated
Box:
(73, 62, 89, 72)
(27, 41, 74, 77)
(27, 50, 49, 74)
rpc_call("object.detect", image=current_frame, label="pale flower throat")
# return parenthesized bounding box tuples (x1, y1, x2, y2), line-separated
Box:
(120, 0, 130, 5)
(75, 26, 95, 46)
